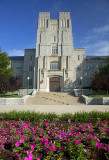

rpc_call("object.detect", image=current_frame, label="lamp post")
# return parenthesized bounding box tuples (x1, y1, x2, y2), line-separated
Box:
(27, 76, 30, 95)
(80, 76, 83, 95)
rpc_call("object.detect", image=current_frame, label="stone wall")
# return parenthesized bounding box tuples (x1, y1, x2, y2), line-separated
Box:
(8, 89, 34, 96)
(0, 95, 29, 105)
(81, 95, 109, 105)
(73, 89, 95, 96)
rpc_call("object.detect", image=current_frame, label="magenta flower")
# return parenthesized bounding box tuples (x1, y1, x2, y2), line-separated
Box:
(95, 143, 103, 149)
(19, 139, 24, 143)
(59, 135, 63, 140)
(37, 158, 40, 160)
(55, 127, 58, 129)
(15, 142, 19, 147)
(30, 145, 34, 151)
(1, 116, 3, 119)
(41, 136, 46, 142)
(102, 128, 106, 132)
(68, 118, 71, 123)
(49, 145, 57, 151)
(28, 154, 33, 160)
(45, 141, 49, 146)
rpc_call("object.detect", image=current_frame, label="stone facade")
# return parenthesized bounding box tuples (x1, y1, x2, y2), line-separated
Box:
(9, 12, 107, 92)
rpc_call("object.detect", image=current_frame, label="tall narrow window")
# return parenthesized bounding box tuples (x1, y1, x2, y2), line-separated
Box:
(29, 79, 32, 86)
(67, 19, 69, 27)
(46, 19, 48, 28)
(78, 55, 80, 61)
(54, 36, 56, 42)
(30, 56, 32, 61)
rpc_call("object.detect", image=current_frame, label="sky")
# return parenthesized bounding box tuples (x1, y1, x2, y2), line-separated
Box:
(0, 0, 109, 56)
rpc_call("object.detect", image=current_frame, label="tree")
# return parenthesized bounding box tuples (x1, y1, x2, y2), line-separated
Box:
(96, 56, 109, 76)
(0, 48, 13, 77)
(0, 48, 21, 94)
(91, 56, 109, 94)
(91, 74, 109, 94)
(0, 74, 22, 94)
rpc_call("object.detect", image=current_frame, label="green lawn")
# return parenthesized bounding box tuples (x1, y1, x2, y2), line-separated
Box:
(0, 94, 22, 98)
(88, 94, 109, 98)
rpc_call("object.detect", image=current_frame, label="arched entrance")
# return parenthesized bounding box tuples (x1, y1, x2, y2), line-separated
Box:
(49, 77, 61, 92)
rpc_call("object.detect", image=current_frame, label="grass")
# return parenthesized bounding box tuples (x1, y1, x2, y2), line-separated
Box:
(87, 93, 109, 98)
(0, 110, 109, 122)
(0, 94, 22, 98)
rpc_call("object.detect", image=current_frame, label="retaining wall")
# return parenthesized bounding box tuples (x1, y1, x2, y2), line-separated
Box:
(0, 89, 37, 105)
(73, 89, 95, 97)
(0, 95, 30, 105)
(8, 89, 34, 96)
(81, 95, 109, 105)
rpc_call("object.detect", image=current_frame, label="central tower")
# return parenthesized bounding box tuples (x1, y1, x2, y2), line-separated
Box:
(36, 12, 73, 57)
(35, 12, 84, 92)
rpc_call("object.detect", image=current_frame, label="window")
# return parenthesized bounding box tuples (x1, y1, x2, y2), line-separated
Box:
(16, 66, 21, 69)
(50, 62, 60, 70)
(30, 56, 32, 61)
(67, 19, 69, 27)
(29, 79, 32, 86)
(78, 55, 80, 61)
(52, 46, 58, 54)
(54, 36, 56, 42)
(29, 66, 33, 72)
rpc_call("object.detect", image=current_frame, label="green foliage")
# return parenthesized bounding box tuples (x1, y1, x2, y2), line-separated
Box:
(0, 48, 13, 77)
(0, 111, 109, 122)
(0, 74, 21, 94)
(0, 94, 22, 98)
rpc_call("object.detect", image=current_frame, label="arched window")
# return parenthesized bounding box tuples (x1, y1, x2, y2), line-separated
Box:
(50, 62, 60, 70)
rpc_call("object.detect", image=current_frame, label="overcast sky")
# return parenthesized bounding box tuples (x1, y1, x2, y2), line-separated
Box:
(0, 0, 109, 56)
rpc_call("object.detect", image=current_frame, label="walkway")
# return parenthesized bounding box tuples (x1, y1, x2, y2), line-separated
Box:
(26, 92, 84, 105)
(0, 105, 109, 115)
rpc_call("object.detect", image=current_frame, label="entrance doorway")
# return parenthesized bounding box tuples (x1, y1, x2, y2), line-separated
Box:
(49, 77, 61, 92)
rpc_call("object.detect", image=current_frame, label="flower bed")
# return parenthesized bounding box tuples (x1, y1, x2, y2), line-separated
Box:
(0, 116, 109, 160)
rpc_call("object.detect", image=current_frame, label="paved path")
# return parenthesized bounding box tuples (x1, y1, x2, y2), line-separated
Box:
(0, 105, 109, 115)
(26, 92, 84, 105)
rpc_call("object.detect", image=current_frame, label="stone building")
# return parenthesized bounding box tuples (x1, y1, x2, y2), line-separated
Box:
(9, 12, 107, 92)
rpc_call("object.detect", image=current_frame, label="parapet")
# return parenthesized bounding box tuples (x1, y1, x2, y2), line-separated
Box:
(39, 12, 50, 19)
(59, 12, 70, 19)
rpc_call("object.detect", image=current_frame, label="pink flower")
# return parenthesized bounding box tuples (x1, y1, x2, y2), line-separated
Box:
(59, 135, 63, 140)
(102, 128, 106, 132)
(33, 129, 36, 134)
(48, 131, 51, 134)
(95, 143, 103, 149)
(55, 127, 58, 129)
(68, 138, 71, 142)
(1, 116, 3, 119)
(97, 138, 100, 142)
(45, 141, 49, 146)
(28, 154, 33, 160)
(30, 145, 34, 151)
(49, 145, 57, 151)
(37, 158, 40, 160)
(68, 118, 71, 123)
(41, 136, 46, 142)
(15, 142, 19, 147)
(19, 139, 24, 143)
(45, 122, 49, 126)
(61, 124, 63, 126)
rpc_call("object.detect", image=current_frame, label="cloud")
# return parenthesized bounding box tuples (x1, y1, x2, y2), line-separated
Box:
(80, 25, 109, 55)
(84, 40, 109, 56)
(93, 25, 109, 33)
(8, 49, 24, 56)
